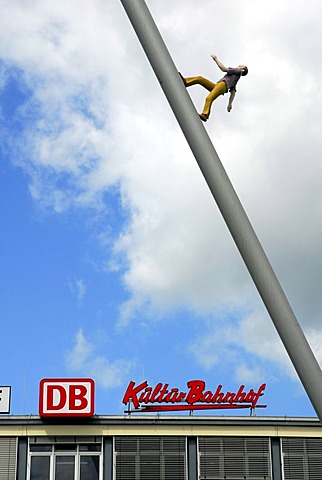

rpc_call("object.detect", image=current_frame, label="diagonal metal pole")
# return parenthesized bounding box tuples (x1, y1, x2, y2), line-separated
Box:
(119, 0, 322, 419)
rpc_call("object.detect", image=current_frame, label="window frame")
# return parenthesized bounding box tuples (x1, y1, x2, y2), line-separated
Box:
(197, 436, 273, 480)
(113, 436, 188, 480)
(27, 440, 103, 480)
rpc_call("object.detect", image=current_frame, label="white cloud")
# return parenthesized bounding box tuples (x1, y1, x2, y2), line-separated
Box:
(66, 329, 93, 371)
(68, 277, 87, 304)
(234, 364, 264, 385)
(65, 329, 135, 388)
(1, 0, 322, 376)
(188, 311, 322, 383)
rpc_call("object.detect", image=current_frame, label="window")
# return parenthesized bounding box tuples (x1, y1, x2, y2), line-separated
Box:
(80, 455, 100, 480)
(198, 436, 272, 479)
(30, 456, 50, 480)
(28, 440, 102, 480)
(0, 437, 17, 480)
(115, 436, 187, 480)
(282, 437, 322, 480)
(55, 455, 75, 480)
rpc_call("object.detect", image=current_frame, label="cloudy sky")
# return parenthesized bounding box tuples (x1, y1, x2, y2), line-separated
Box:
(1, 0, 322, 417)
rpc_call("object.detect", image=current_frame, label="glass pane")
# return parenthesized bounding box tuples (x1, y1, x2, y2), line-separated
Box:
(30, 445, 52, 452)
(79, 445, 101, 452)
(55, 455, 75, 480)
(80, 455, 100, 480)
(30, 456, 50, 480)
(55, 445, 77, 452)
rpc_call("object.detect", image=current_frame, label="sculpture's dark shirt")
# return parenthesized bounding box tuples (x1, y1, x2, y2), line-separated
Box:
(219, 67, 242, 92)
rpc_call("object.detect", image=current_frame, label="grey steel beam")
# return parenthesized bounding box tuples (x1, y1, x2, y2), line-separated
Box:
(103, 437, 113, 480)
(17, 438, 28, 480)
(187, 437, 198, 480)
(271, 438, 283, 480)
(119, 0, 322, 420)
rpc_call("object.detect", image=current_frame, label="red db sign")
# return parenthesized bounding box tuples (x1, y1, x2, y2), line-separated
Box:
(39, 378, 95, 417)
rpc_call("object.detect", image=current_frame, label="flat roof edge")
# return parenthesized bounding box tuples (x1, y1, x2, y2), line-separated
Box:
(0, 415, 321, 428)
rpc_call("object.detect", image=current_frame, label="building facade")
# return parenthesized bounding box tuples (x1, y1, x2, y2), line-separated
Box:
(1, 415, 322, 480)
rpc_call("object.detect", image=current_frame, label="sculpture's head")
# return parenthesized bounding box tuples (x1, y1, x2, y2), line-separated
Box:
(239, 65, 248, 76)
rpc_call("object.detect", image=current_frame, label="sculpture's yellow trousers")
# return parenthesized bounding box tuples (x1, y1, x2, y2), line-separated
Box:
(184, 76, 227, 118)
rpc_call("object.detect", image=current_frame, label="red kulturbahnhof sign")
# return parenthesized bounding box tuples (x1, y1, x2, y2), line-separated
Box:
(123, 380, 266, 412)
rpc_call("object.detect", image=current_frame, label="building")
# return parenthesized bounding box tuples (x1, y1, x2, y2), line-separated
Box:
(1, 414, 322, 480)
